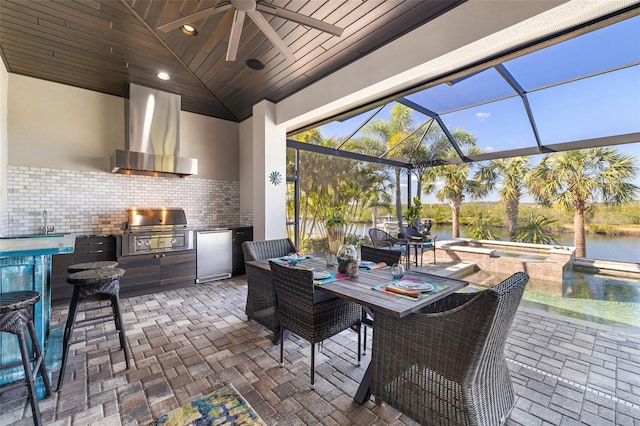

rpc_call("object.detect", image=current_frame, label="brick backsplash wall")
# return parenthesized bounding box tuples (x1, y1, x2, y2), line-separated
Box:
(5, 166, 253, 236)
(0, 211, 8, 236)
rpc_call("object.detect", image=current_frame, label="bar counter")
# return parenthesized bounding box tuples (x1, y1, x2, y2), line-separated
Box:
(0, 233, 75, 397)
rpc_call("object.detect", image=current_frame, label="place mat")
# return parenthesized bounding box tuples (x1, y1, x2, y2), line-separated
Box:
(372, 277, 449, 300)
(269, 255, 315, 265)
(313, 271, 350, 285)
(358, 261, 388, 271)
(146, 383, 265, 426)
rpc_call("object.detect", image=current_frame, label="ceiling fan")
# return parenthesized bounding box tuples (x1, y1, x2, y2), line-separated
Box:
(157, 0, 344, 63)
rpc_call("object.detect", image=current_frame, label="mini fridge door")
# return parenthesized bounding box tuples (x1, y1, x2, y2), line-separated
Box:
(196, 230, 232, 283)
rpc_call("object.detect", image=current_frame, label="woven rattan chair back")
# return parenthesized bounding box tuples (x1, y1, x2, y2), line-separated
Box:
(400, 226, 437, 265)
(371, 271, 529, 426)
(368, 228, 394, 248)
(269, 260, 361, 389)
(241, 238, 296, 261)
(242, 239, 297, 336)
(360, 246, 401, 266)
(269, 261, 324, 341)
(400, 226, 423, 239)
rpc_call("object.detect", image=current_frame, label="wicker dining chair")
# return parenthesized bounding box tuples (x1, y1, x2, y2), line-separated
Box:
(269, 260, 362, 389)
(371, 271, 529, 426)
(242, 238, 297, 334)
(360, 245, 402, 266)
(400, 225, 437, 265)
(368, 228, 408, 267)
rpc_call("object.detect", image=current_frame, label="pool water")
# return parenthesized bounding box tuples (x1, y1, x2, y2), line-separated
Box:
(492, 250, 548, 261)
(462, 269, 640, 330)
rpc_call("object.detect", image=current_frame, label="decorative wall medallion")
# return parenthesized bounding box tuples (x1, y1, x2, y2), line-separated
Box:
(268, 171, 282, 186)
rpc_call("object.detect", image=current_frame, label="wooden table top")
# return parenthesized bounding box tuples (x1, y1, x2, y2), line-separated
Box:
(245, 256, 468, 318)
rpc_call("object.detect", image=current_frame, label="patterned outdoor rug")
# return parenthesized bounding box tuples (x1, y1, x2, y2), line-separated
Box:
(148, 384, 266, 426)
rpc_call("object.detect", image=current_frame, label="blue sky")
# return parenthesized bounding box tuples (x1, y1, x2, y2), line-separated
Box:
(313, 14, 640, 204)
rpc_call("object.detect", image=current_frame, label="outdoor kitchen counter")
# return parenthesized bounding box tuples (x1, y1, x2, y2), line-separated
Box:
(0, 233, 75, 258)
(0, 233, 76, 398)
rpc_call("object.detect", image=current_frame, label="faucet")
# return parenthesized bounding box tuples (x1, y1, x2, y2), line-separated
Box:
(42, 210, 54, 234)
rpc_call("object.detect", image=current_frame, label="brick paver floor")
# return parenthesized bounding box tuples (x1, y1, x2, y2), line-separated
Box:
(1, 275, 639, 425)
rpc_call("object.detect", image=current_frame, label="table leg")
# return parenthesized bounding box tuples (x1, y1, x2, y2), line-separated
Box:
(354, 362, 372, 404)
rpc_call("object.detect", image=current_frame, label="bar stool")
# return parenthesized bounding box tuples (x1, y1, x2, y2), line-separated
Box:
(67, 260, 118, 273)
(0, 291, 52, 426)
(57, 267, 130, 391)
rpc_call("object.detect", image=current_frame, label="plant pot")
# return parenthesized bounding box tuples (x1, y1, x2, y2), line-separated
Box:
(327, 224, 345, 255)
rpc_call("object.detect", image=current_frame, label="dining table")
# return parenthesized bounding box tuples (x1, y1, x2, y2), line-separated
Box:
(245, 253, 469, 404)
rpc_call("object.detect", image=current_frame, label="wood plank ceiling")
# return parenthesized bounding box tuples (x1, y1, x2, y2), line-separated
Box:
(0, 0, 465, 122)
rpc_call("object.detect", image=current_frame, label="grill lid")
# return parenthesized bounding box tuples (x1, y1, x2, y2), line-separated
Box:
(126, 208, 187, 231)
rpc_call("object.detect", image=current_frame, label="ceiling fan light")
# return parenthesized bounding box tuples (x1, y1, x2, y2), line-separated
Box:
(181, 24, 198, 36)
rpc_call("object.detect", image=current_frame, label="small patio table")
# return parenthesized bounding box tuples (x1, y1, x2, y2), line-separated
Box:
(245, 255, 468, 403)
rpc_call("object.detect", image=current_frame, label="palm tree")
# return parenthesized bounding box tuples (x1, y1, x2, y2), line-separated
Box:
(464, 212, 501, 240)
(364, 104, 417, 229)
(526, 147, 638, 257)
(513, 214, 558, 244)
(478, 157, 529, 239)
(422, 129, 489, 238)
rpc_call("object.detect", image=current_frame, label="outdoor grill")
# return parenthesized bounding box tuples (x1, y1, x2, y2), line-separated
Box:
(120, 208, 194, 256)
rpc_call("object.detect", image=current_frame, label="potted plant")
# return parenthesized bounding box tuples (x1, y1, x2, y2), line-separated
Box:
(404, 196, 423, 228)
(325, 208, 346, 255)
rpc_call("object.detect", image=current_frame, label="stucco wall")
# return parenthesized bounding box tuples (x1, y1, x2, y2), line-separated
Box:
(7, 75, 239, 181)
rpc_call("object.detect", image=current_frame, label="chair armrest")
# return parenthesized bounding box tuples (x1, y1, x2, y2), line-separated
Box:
(418, 291, 477, 313)
(390, 236, 409, 246)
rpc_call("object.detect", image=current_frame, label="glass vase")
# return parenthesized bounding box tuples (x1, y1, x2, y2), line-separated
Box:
(337, 244, 358, 277)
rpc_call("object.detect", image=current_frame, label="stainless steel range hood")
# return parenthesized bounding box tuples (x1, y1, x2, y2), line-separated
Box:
(111, 83, 198, 178)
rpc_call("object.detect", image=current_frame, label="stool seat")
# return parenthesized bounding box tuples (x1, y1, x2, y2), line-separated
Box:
(0, 291, 51, 426)
(68, 260, 118, 273)
(67, 268, 125, 285)
(0, 291, 40, 314)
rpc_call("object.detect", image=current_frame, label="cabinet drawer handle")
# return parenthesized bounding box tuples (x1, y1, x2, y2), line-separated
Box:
(87, 250, 104, 254)
(88, 242, 105, 245)
(236, 231, 244, 235)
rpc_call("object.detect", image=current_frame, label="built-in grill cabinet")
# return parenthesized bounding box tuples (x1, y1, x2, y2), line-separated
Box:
(116, 208, 196, 296)
(115, 241, 196, 297)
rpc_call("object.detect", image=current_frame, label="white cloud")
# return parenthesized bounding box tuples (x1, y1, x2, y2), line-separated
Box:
(476, 112, 491, 121)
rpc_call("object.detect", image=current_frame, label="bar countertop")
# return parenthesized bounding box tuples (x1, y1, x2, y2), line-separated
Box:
(0, 233, 76, 258)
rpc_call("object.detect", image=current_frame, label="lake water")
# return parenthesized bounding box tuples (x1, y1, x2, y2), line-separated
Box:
(346, 223, 640, 264)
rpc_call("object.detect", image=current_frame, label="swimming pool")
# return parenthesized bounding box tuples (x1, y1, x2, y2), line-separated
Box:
(492, 250, 548, 261)
(461, 268, 640, 330)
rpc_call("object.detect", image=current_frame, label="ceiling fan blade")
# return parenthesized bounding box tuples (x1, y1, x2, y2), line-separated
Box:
(157, 3, 233, 32)
(247, 10, 296, 62)
(226, 10, 246, 61)
(256, 3, 343, 37)
(201, 9, 235, 54)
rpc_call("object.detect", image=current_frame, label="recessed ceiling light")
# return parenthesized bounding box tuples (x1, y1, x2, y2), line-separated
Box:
(157, 72, 171, 80)
(246, 59, 265, 70)
(181, 24, 198, 36)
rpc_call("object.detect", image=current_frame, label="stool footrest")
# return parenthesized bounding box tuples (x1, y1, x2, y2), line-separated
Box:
(0, 354, 41, 371)
(69, 329, 121, 345)
(74, 314, 118, 327)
